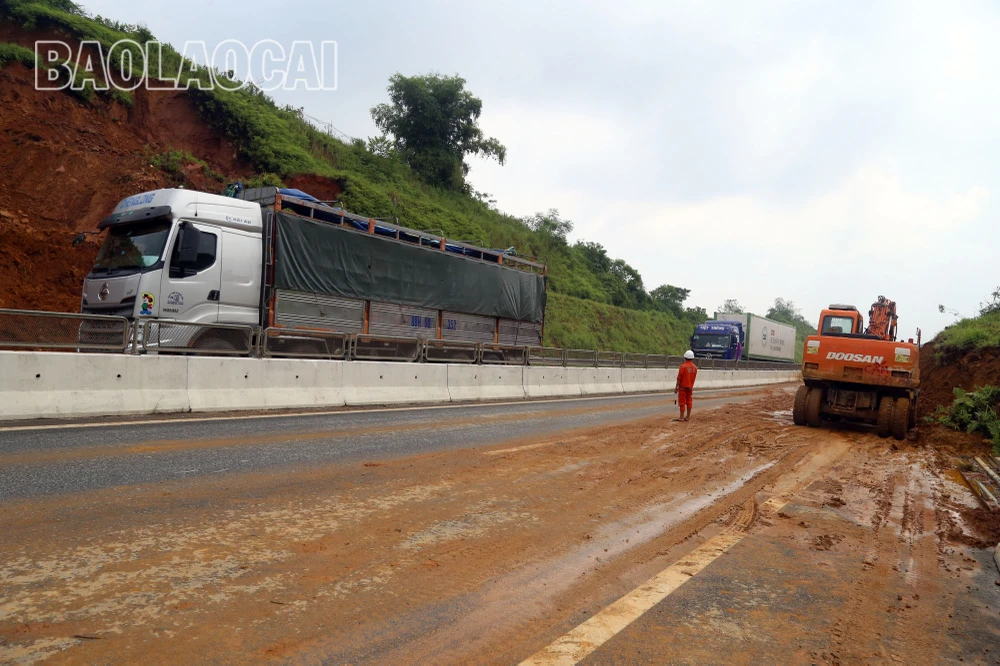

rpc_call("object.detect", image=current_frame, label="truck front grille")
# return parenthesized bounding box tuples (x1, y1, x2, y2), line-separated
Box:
(81, 305, 133, 318)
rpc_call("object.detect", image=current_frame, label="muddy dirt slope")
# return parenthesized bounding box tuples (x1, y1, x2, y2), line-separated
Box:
(920, 341, 1000, 413)
(0, 20, 342, 313)
(0, 58, 248, 312)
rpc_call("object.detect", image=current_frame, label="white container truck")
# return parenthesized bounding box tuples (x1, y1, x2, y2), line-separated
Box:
(692, 311, 795, 363)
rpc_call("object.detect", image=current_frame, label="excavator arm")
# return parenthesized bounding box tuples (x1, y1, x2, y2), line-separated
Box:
(865, 295, 897, 341)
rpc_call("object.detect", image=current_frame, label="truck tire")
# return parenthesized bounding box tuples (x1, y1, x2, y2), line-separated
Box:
(805, 387, 823, 427)
(193, 336, 239, 353)
(876, 396, 894, 438)
(892, 397, 910, 441)
(792, 386, 809, 426)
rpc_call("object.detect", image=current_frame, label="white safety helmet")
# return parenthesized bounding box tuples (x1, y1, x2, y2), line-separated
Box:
(684, 350, 695, 360)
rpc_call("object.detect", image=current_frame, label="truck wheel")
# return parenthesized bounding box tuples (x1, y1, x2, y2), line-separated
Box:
(193, 336, 238, 353)
(876, 396, 894, 438)
(892, 397, 910, 441)
(805, 387, 823, 427)
(792, 386, 809, 426)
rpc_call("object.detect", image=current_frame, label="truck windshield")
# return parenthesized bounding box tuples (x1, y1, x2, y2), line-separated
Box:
(692, 333, 732, 349)
(92, 221, 171, 274)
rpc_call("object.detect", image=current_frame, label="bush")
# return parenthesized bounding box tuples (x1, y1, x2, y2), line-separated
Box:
(148, 148, 223, 185)
(935, 385, 1000, 454)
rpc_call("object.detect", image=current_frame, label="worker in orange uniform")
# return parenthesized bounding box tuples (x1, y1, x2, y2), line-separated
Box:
(675, 350, 698, 421)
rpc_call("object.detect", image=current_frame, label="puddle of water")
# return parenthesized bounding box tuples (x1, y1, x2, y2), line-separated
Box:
(944, 469, 972, 491)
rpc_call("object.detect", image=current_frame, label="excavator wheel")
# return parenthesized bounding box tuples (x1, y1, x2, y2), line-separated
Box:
(805, 387, 823, 428)
(792, 386, 809, 426)
(908, 395, 918, 430)
(876, 396, 894, 438)
(892, 397, 910, 441)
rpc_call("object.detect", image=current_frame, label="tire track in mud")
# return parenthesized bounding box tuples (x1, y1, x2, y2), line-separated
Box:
(801, 443, 959, 664)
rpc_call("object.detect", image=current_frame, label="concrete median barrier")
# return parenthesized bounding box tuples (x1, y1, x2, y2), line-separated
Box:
(187, 357, 266, 412)
(579, 368, 624, 395)
(262, 359, 346, 409)
(523, 367, 584, 399)
(0, 351, 136, 419)
(0, 351, 801, 421)
(448, 365, 525, 402)
(341, 361, 450, 406)
(135, 354, 190, 414)
(622, 368, 676, 393)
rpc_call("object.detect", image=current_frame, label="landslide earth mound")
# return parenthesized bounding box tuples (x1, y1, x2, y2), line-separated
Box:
(0, 59, 244, 312)
(919, 341, 1000, 413)
(0, 23, 344, 314)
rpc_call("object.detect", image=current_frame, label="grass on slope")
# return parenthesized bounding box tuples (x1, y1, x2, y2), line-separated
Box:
(544, 293, 690, 355)
(935, 311, 1000, 352)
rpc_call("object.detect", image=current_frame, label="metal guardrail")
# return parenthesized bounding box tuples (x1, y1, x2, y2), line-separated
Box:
(480, 344, 528, 366)
(140, 320, 255, 356)
(645, 354, 668, 369)
(597, 351, 624, 368)
(528, 346, 566, 367)
(261, 327, 349, 359)
(564, 348, 598, 367)
(425, 339, 479, 364)
(0, 308, 130, 352)
(622, 352, 647, 368)
(0, 309, 803, 370)
(352, 335, 423, 362)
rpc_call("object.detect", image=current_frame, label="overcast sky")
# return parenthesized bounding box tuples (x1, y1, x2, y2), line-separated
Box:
(83, 0, 1000, 337)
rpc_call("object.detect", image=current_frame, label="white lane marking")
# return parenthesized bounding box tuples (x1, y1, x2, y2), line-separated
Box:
(520, 496, 789, 665)
(0, 387, 758, 434)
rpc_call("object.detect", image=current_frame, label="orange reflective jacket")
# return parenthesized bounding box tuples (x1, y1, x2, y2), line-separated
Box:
(677, 361, 698, 389)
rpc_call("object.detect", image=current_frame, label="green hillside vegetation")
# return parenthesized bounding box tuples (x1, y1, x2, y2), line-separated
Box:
(935, 288, 1000, 352)
(765, 299, 817, 363)
(1, 0, 771, 354)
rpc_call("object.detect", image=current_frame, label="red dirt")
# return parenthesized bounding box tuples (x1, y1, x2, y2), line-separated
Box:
(285, 173, 344, 202)
(0, 21, 256, 313)
(919, 341, 1000, 413)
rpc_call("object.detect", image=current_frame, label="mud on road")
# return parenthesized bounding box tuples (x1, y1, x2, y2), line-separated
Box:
(1, 387, 998, 664)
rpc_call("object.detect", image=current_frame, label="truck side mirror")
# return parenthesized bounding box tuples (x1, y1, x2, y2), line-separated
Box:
(177, 224, 201, 266)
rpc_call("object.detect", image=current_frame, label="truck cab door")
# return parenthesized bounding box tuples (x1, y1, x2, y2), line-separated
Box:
(159, 221, 222, 322)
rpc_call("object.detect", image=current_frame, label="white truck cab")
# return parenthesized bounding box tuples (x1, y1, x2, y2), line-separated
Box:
(82, 189, 264, 328)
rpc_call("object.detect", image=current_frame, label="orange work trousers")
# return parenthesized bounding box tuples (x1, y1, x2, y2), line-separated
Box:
(677, 388, 693, 410)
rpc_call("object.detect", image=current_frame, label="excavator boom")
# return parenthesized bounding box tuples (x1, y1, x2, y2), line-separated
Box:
(865, 295, 897, 341)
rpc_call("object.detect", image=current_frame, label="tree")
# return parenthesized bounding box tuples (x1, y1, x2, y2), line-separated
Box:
(370, 73, 506, 190)
(608, 259, 646, 309)
(717, 299, 745, 314)
(575, 241, 611, 275)
(649, 285, 691, 317)
(766, 297, 800, 322)
(524, 209, 573, 244)
(980, 286, 1000, 316)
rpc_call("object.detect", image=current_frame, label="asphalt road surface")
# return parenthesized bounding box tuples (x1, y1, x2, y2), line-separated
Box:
(0, 388, 757, 500)
(1, 384, 998, 664)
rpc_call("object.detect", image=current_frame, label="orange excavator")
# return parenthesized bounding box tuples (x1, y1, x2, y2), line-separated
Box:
(792, 297, 920, 440)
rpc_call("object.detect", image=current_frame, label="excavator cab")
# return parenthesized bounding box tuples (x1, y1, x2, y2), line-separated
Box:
(818, 305, 863, 336)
